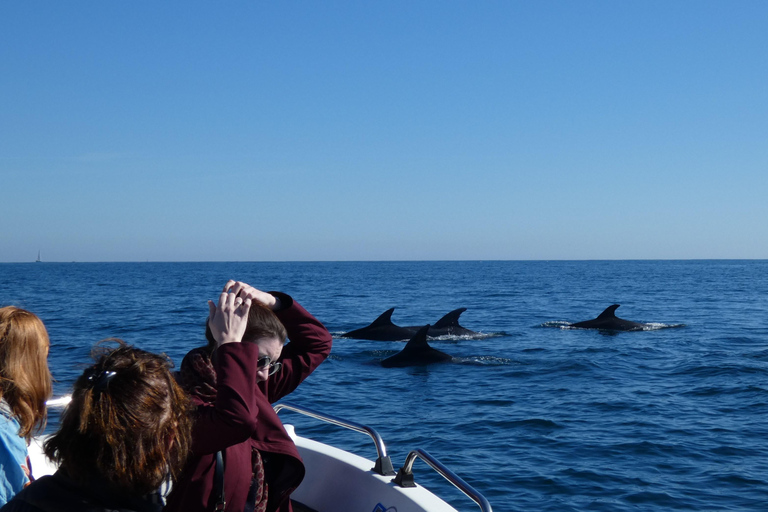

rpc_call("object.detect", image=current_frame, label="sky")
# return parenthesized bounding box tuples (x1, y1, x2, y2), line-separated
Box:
(1, 1, 767, 262)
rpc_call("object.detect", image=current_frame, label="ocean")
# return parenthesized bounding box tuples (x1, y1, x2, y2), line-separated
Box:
(2, 260, 767, 511)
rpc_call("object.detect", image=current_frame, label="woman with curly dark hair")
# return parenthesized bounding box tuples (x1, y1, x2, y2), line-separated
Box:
(1, 341, 193, 512)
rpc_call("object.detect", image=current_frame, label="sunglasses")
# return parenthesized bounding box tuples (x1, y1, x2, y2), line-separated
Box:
(257, 356, 282, 376)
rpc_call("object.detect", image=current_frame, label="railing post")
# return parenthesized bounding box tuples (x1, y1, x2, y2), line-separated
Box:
(274, 401, 396, 476)
(392, 449, 493, 512)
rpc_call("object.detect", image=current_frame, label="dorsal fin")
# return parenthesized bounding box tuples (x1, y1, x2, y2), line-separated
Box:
(432, 308, 467, 329)
(369, 308, 397, 327)
(597, 304, 620, 319)
(402, 325, 431, 352)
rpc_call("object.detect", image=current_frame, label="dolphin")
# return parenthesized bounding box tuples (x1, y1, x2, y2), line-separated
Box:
(381, 325, 453, 367)
(404, 308, 478, 337)
(340, 308, 415, 341)
(341, 307, 479, 341)
(570, 304, 648, 331)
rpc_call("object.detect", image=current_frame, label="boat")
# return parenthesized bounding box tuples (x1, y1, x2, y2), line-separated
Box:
(35, 250, 41, 263)
(29, 401, 492, 512)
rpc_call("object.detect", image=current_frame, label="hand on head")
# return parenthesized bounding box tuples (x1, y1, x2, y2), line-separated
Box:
(224, 280, 280, 310)
(207, 283, 252, 346)
(207, 281, 279, 346)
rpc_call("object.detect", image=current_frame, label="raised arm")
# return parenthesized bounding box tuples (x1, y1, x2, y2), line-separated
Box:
(264, 293, 333, 402)
(187, 283, 261, 454)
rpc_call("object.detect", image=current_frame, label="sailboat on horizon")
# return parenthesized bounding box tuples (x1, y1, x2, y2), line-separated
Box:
(35, 250, 41, 263)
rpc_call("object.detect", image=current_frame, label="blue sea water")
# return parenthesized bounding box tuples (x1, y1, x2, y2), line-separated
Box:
(2, 260, 768, 511)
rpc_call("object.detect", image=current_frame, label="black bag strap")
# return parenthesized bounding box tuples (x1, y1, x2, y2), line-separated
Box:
(214, 450, 226, 511)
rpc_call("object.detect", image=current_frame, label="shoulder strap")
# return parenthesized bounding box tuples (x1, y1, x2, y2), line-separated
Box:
(214, 451, 226, 511)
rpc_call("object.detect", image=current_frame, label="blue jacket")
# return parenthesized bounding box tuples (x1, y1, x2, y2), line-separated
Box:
(0, 400, 29, 507)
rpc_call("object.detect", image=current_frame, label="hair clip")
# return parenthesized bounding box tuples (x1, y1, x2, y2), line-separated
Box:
(86, 369, 117, 395)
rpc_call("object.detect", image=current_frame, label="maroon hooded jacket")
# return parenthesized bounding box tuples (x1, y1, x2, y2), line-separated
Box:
(164, 293, 332, 512)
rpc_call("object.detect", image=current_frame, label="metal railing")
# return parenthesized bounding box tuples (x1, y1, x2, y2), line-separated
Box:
(273, 401, 395, 476)
(393, 448, 493, 512)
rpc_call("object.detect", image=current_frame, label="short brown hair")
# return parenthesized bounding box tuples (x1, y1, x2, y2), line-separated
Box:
(205, 302, 287, 351)
(0, 306, 52, 440)
(44, 341, 192, 495)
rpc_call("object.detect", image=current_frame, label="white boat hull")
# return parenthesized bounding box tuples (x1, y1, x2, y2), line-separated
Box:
(287, 425, 458, 512)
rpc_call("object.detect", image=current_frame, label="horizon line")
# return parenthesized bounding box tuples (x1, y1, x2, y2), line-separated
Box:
(3, 258, 767, 264)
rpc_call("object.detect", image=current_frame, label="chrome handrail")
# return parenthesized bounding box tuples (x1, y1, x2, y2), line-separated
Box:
(273, 401, 395, 476)
(394, 449, 492, 512)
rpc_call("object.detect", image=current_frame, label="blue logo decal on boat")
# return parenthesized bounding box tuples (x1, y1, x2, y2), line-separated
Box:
(372, 504, 396, 512)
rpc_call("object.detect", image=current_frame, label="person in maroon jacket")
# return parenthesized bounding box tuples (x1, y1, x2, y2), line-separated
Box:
(164, 280, 332, 512)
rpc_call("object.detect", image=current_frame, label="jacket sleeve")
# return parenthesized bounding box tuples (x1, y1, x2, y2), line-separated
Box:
(265, 292, 333, 403)
(189, 342, 262, 455)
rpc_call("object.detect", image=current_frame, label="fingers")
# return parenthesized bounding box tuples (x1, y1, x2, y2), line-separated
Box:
(231, 281, 246, 298)
(223, 280, 261, 300)
(208, 300, 216, 322)
(223, 280, 251, 299)
(218, 290, 230, 309)
(209, 289, 252, 346)
(220, 280, 276, 309)
(218, 288, 251, 313)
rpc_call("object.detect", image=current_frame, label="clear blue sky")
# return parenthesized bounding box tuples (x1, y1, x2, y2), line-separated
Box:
(2, 1, 766, 262)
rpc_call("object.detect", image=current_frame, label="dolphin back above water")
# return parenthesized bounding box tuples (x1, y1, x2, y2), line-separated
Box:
(340, 308, 413, 341)
(341, 307, 479, 341)
(380, 325, 453, 367)
(416, 307, 477, 337)
(570, 304, 648, 331)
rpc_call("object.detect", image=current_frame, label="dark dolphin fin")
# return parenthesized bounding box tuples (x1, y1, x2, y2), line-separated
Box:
(571, 304, 647, 331)
(432, 308, 468, 329)
(369, 307, 397, 327)
(341, 308, 399, 338)
(400, 324, 431, 353)
(381, 325, 432, 367)
(596, 304, 620, 319)
(382, 325, 453, 367)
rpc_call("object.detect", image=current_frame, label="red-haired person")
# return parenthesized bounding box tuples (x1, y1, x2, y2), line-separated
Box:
(165, 281, 332, 512)
(1, 342, 193, 512)
(0, 307, 52, 506)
